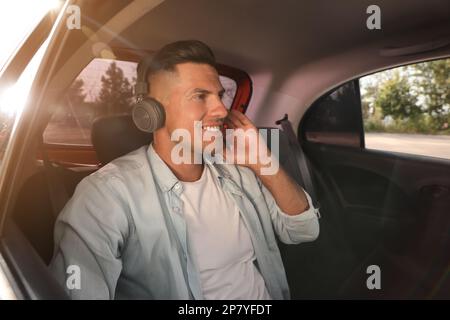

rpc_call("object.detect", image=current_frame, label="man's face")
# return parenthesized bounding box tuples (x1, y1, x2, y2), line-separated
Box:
(154, 62, 228, 156)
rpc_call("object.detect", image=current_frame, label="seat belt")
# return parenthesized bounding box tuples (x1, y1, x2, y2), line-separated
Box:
(276, 114, 321, 217)
(41, 144, 70, 219)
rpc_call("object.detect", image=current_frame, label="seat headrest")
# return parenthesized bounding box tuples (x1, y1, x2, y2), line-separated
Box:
(91, 114, 153, 165)
(91, 120, 304, 187)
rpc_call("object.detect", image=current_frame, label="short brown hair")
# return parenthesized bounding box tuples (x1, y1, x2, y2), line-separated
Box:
(138, 40, 216, 84)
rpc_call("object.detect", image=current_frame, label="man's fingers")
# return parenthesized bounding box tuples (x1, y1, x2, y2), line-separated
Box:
(225, 112, 242, 128)
(230, 109, 250, 126)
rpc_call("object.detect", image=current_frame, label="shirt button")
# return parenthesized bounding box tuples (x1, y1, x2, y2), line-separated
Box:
(174, 184, 181, 190)
(173, 207, 180, 213)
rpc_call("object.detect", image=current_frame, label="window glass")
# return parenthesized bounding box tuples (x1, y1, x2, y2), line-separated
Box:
(219, 75, 237, 108)
(1, 38, 51, 167)
(44, 59, 238, 146)
(304, 81, 362, 147)
(0, 0, 53, 69)
(361, 59, 450, 160)
(0, 1, 56, 168)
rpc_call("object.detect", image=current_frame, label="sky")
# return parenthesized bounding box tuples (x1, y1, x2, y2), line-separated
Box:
(0, 0, 60, 70)
(0, 1, 62, 118)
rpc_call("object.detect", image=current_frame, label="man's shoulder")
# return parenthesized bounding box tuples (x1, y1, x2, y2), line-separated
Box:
(71, 146, 153, 201)
(60, 146, 153, 215)
(89, 146, 150, 183)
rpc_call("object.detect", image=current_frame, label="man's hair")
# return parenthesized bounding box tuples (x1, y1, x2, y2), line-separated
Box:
(138, 40, 216, 84)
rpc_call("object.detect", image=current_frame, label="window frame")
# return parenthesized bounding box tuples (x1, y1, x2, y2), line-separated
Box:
(301, 56, 450, 157)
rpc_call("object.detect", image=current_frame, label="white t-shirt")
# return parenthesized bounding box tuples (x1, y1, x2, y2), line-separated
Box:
(180, 165, 272, 300)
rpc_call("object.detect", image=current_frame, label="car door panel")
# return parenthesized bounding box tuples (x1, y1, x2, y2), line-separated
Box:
(297, 54, 450, 297)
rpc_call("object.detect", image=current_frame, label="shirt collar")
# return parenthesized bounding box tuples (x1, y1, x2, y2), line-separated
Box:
(147, 143, 180, 193)
(204, 156, 244, 196)
(147, 144, 243, 196)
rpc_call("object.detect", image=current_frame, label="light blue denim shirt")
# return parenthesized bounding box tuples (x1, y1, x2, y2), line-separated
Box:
(49, 144, 320, 299)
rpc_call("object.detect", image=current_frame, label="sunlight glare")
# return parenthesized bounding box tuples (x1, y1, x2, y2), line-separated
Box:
(0, 37, 50, 118)
(0, 0, 62, 69)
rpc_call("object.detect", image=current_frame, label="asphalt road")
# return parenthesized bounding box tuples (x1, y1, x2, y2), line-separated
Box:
(365, 133, 450, 160)
(41, 125, 450, 161)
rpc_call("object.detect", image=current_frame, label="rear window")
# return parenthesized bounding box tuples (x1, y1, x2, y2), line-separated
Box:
(44, 58, 238, 146)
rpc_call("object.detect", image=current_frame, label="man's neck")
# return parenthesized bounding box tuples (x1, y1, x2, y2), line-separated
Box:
(152, 135, 204, 182)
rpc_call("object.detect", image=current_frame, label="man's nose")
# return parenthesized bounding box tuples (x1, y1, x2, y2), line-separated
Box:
(210, 98, 228, 119)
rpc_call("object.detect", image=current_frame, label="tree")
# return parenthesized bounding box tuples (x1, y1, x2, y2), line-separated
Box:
(67, 78, 86, 105)
(410, 60, 450, 130)
(53, 78, 87, 126)
(361, 82, 378, 120)
(374, 71, 421, 121)
(361, 59, 450, 134)
(95, 62, 134, 116)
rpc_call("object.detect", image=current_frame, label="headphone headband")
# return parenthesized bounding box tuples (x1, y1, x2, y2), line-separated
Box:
(134, 54, 154, 97)
(134, 81, 148, 97)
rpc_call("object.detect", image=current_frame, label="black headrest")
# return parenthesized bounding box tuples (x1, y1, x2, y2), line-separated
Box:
(90, 119, 304, 187)
(91, 114, 153, 165)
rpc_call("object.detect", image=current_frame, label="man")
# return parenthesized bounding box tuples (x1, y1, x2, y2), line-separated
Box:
(50, 40, 319, 299)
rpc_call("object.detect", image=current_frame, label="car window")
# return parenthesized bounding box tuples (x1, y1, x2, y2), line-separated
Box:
(0, 37, 52, 170)
(0, 1, 57, 168)
(303, 58, 450, 160)
(44, 58, 136, 146)
(303, 80, 363, 148)
(43, 58, 239, 146)
(361, 58, 450, 160)
(0, 0, 53, 70)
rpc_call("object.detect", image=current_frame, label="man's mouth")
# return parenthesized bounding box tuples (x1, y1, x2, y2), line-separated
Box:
(202, 125, 222, 132)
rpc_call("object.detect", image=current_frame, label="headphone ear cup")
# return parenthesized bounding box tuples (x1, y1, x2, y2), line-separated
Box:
(132, 97, 166, 133)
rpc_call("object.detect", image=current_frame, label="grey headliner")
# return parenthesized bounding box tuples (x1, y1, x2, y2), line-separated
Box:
(119, 0, 449, 70)
(114, 0, 450, 127)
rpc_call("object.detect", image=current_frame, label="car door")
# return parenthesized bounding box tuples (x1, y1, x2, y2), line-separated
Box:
(295, 58, 450, 299)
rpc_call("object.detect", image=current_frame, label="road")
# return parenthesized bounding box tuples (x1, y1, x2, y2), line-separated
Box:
(365, 133, 450, 160)
(42, 125, 450, 161)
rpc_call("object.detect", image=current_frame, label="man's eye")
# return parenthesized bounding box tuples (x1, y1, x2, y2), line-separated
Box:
(195, 94, 206, 101)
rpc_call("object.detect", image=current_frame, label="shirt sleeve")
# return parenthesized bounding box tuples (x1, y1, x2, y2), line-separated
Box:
(48, 176, 131, 299)
(258, 179, 320, 245)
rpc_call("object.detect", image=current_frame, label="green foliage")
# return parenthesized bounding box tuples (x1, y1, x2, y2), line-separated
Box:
(95, 62, 134, 116)
(411, 59, 450, 130)
(375, 71, 421, 120)
(361, 59, 450, 135)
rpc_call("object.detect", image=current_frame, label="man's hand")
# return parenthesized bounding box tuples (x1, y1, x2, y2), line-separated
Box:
(223, 109, 272, 173)
(223, 110, 310, 215)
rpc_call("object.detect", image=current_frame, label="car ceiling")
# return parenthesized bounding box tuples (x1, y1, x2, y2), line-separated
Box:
(119, 0, 449, 74)
(112, 0, 449, 126)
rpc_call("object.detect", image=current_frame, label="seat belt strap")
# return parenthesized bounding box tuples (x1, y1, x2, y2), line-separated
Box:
(276, 114, 321, 217)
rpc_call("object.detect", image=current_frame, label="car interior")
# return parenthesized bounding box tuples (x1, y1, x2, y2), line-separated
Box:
(0, 0, 449, 299)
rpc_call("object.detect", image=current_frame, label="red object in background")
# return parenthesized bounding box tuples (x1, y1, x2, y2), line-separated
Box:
(215, 63, 252, 113)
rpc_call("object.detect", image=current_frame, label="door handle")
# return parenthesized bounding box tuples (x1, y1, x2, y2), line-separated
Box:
(419, 184, 449, 200)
